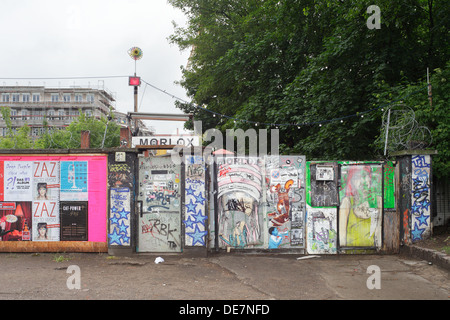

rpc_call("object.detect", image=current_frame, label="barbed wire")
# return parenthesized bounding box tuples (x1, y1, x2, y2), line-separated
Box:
(380, 103, 432, 154)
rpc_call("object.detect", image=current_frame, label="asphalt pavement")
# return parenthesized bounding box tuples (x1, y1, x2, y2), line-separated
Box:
(0, 247, 448, 302)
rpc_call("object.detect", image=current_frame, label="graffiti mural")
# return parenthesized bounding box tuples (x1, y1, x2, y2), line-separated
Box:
(411, 155, 431, 241)
(108, 187, 131, 245)
(140, 212, 181, 251)
(309, 163, 339, 207)
(138, 156, 182, 252)
(184, 155, 208, 246)
(339, 164, 383, 248)
(306, 205, 337, 254)
(217, 157, 263, 248)
(398, 157, 412, 243)
(306, 162, 338, 254)
(107, 153, 134, 247)
(383, 161, 395, 209)
(265, 156, 305, 248)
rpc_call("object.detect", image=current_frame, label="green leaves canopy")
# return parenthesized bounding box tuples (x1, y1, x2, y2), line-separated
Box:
(169, 0, 449, 175)
(0, 108, 121, 150)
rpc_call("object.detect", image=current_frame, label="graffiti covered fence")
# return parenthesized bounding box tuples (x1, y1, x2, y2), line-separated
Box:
(210, 153, 432, 254)
(0, 149, 434, 254)
(213, 156, 306, 250)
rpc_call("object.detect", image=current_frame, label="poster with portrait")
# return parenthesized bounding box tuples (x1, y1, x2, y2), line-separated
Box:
(32, 201, 60, 241)
(60, 161, 88, 201)
(32, 161, 60, 241)
(32, 161, 60, 201)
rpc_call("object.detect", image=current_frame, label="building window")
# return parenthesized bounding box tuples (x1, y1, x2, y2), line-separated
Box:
(75, 94, 83, 102)
(58, 110, 65, 120)
(32, 93, 40, 102)
(22, 109, 28, 121)
(23, 94, 30, 102)
(31, 110, 43, 120)
(10, 109, 17, 118)
(12, 94, 20, 102)
(63, 94, 71, 102)
(51, 94, 59, 102)
(47, 110, 55, 120)
(70, 110, 79, 120)
(2, 94, 9, 102)
(87, 94, 94, 103)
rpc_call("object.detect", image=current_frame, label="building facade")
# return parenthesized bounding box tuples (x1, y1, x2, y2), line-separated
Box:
(0, 86, 134, 138)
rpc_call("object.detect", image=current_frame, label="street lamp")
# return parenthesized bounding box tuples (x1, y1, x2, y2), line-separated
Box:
(128, 47, 143, 134)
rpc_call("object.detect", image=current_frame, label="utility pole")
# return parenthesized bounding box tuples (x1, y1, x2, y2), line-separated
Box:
(134, 72, 138, 131)
(128, 47, 143, 135)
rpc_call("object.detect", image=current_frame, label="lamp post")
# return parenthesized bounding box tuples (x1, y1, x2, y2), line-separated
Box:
(128, 47, 143, 134)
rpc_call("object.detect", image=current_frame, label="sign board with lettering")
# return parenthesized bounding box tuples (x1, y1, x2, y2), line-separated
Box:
(132, 136, 200, 148)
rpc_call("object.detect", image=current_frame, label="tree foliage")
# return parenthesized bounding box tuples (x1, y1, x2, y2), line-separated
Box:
(169, 0, 449, 174)
(374, 62, 450, 178)
(0, 107, 33, 149)
(0, 108, 121, 150)
(35, 111, 121, 149)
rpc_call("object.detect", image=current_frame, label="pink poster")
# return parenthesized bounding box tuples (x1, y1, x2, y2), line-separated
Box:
(0, 155, 107, 242)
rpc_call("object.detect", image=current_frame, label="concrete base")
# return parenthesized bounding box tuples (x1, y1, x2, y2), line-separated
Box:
(0, 241, 107, 253)
(108, 246, 134, 256)
(182, 246, 209, 257)
(401, 245, 450, 271)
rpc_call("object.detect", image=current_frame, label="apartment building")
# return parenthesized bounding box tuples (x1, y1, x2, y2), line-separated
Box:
(0, 86, 150, 138)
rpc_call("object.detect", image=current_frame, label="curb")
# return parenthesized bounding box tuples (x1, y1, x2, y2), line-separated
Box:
(401, 245, 450, 271)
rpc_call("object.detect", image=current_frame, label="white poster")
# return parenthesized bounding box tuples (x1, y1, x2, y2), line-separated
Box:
(4, 161, 33, 201)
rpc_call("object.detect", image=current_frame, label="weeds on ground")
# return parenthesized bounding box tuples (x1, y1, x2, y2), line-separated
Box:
(53, 254, 72, 263)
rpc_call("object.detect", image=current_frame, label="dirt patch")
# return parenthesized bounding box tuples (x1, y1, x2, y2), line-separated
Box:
(412, 226, 450, 255)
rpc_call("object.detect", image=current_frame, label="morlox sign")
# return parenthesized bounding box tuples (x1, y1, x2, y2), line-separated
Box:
(132, 135, 200, 147)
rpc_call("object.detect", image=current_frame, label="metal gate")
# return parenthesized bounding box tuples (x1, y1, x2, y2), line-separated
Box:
(137, 155, 182, 252)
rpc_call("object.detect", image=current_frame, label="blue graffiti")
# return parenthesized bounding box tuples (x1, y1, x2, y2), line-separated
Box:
(412, 155, 431, 168)
(411, 156, 431, 241)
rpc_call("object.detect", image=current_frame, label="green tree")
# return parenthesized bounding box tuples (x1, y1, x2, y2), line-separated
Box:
(0, 107, 120, 150)
(35, 110, 120, 149)
(169, 0, 449, 168)
(374, 62, 450, 178)
(0, 107, 33, 149)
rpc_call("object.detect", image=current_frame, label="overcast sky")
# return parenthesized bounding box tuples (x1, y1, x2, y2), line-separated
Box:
(0, 0, 191, 134)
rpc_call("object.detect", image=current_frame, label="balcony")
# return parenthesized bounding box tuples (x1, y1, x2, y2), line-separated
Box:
(3, 114, 106, 128)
